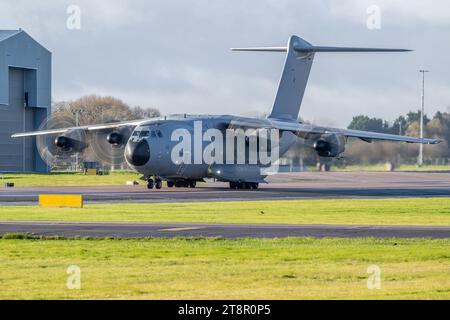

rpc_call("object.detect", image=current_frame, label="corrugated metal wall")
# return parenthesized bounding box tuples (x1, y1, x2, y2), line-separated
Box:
(0, 30, 51, 172)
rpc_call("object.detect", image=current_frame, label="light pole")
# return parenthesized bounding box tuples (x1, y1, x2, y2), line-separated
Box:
(418, 70, 429, 166)
(71, 109, 83, 171)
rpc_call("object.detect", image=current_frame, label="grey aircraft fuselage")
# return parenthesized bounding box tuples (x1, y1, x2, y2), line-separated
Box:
(124, 114, 297, 183)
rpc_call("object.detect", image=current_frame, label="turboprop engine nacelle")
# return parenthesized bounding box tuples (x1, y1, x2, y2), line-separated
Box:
(106, 131, 124, 146)
(105, 127, 134, 147)
(54, 130, 86, 153)
(313, 134, 346, 158)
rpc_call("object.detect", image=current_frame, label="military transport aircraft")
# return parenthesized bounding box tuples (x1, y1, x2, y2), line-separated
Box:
(12, 35, 440, 190)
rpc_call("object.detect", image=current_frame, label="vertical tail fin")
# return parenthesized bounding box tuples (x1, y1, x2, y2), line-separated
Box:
(269, 36, 314, 120)
(231, 35, 411, 121)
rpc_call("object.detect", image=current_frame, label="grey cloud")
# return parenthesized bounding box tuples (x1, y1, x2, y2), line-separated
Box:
(0, 0, 449, 127)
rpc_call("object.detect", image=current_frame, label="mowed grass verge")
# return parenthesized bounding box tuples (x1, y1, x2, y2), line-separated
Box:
(0, 237, 448, 299)
(0, 171, 141, 187)
(1, 198, 450, 226)
(332, 164, 450, 172)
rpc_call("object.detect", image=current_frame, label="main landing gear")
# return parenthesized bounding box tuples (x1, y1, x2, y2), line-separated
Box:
(147, 178, 162, 189)
(147, 178, 196, 190)
(229, 181, 259, 190)
(168, 180, 196, 188)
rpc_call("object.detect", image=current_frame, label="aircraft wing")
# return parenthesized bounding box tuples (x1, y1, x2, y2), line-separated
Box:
(268, 119, 441, 144)
(11, 115, 442, 145)
(10, 119, 152, 138)
(321, 127, 441, 144)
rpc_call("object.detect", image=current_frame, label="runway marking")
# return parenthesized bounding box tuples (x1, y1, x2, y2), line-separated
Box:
(158, 227, 205, 232)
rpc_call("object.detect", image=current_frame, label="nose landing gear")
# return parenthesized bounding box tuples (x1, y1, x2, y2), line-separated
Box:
(174, 180, 196, 188)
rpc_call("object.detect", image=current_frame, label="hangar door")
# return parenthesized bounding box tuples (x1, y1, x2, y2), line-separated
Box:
(0, 67, 44, 172)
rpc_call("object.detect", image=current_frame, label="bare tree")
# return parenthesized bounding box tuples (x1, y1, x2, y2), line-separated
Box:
(51, 95, 161, 125)
(130, 106, 161, 119)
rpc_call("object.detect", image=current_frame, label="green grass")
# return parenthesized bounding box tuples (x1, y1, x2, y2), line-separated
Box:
(0, 171, 141, 187)
(398, 164, 450, 171)
(333, 164, 450, 172)
(1, 198, 449, 226)
(0, 237, 448, 299)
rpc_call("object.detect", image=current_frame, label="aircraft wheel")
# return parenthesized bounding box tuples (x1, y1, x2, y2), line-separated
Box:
(175, 181, 184, 188)
(189, 181, 196, 188)
(251, 183, 259, 190)
(155, 180, 162, 189)
(147, 179, 154, 189)
(167, 181, 174, 188)
(229, 182, 237, 189)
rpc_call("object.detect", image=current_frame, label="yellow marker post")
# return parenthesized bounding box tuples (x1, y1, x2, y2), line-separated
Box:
(85, 168, 97, 175)
(39, 194, 83, 208)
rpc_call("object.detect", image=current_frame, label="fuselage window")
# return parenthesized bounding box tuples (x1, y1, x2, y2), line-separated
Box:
(139, 130, 150, 138)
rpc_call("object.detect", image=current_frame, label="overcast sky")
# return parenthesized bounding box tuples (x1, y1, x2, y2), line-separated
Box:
(1, 0, 449, 127)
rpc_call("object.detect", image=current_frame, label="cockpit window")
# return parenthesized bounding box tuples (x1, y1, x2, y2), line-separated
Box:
(132, 129, 161, 139)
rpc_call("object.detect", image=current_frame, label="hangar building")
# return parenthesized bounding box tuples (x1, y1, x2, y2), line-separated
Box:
(0, 29, 51, 172)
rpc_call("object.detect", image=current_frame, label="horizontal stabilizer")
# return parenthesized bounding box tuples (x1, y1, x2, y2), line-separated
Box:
(232, 35, 412, 121)
(295, 46, 411, 53)
(231, 46, 411, 53)
(231, 47, 288, 52)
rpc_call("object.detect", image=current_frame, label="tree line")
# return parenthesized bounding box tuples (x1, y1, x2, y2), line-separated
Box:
(52, 94, 161, 126)
(345, 111, 449, 165)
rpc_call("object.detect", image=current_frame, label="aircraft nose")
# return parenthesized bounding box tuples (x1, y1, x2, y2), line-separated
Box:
(125, 140, 150, 166)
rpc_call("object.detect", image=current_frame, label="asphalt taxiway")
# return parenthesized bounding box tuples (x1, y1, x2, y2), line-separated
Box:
(1, 171, 449, 205)
(0, 221, 449, 238)
(1, 171, 449, 239)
